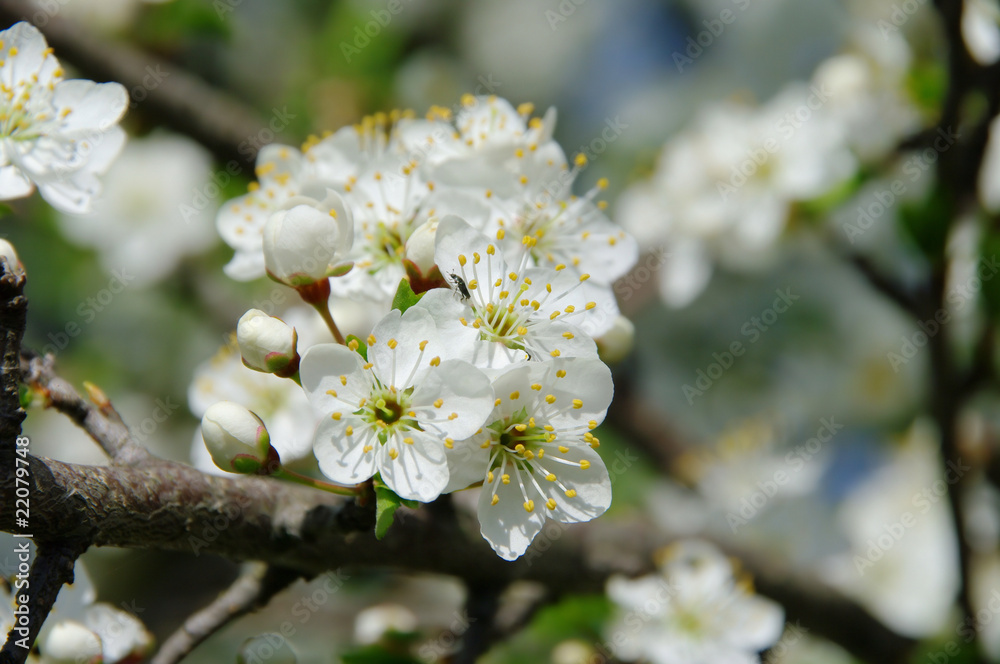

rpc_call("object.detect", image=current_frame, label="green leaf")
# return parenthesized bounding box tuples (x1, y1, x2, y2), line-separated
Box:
(346, 334, 368, 361)
(391, 278, 420, 313)
(374, 476, 410, 540)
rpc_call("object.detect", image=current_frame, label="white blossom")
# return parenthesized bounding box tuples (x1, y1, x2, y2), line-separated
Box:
(0, 22, 128, 213)
(445, 358, 613, 560)
(606, 540, 784, 664)
(416, 216, 612, 368)
(55, 134, 217, 286)
(300, 305, 494, 501)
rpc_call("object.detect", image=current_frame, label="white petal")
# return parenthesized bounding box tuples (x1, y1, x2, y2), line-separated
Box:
(477, 476, 546, 561)
(313, 415, 378, 485)
(411, 359, 494, 440)
(378, 428, 449, 502)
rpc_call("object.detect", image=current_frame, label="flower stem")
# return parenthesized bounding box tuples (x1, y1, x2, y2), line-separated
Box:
(273, 467, 360, 496)
(312, 302, 346, 345)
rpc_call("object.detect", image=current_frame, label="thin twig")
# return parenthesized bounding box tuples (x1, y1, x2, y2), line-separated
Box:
(20, 354, 151, 466)
(150, 563, 303, 664)
(0, 257, 26, 456)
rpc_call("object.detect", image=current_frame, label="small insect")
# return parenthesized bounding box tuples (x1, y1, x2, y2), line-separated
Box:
(449, 273, 471, 301)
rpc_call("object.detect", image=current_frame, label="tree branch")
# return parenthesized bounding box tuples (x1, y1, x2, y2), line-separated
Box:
(21, 354, 151, 466)
(0, 541, 87, 664)
(0, 0, 269, 168)
(0, 258, 26, 457)
(150, 563, 303, 664)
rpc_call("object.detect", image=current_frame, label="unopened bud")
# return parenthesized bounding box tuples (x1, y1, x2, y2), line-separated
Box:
(41, 621, 103, 664)
(237, 309, 299, 375)
(263, 193, 353, 287)
(201, 401, 275, 474)
(405, 219, 439, 273)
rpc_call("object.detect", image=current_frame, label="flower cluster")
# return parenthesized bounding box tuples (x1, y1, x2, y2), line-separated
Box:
(618, 19, 919, 308)
(0, 22, 128, 213)
(208, 95, 638, 559)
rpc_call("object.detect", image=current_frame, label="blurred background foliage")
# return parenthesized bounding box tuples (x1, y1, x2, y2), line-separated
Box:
(1, 0, 983, 662)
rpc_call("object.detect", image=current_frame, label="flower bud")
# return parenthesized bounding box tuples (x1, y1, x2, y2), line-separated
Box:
(596, 315, 635, 364)
(263, 192, 353, 287)
(201, 401, 275, 474)
(237, 309, 299, 375)
(238, 634, 298, 664)
(404, 219, 439, 273)
(41, 621, 103, 664)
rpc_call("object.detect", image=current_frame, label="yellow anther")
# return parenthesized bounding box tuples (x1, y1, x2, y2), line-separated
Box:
(404, 437, 414, 445)
(546, 499, 557, 510)
(517, 102, 535, 115)
(326, 389, 338, 398)
(556, 370, 567, 378)
(502, 474, 510, 485)
(588, 420, 598, 429)
(331, 412, 342, 420)
(388, 448, 399, 460)
(363, 362, 374, 370)
(387, 338, 398, 349)
(524, 500, 535, 513)
(430, 356, 441, 366)
(559, 445, 569, 453)
(572, 399, 583, 409)
(545, 394, 557, 404)
(546, 473, 557, 482)
(495, 398, 502, 407)
(459, 254, 467, 266)
(531, 383, 542, 391)
(473, 252, 481, 264)
(563, 332, 575, 340)
(497, 229, 505, 240)
(348, 339, 359, 351)
(434, 398, 444, 408)
(574, 153, 588, 167)
(597, 177, 609, 189)
(565, 489, 577, 498)
(445, 438, 454, 449)
(367, 334, 377, 346)
(346, 426, 354, 436)
(580, 460, 591, 470)
(550, 349, 561, 357)
(448, 412, 458, 420)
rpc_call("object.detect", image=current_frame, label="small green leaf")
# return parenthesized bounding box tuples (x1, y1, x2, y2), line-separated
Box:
(18, 384, 31, 409)
(340, 645, 424, 664)
(374, 476, 407, 540)
(391, 278, 420, 313)
(346, 335, 368, 361)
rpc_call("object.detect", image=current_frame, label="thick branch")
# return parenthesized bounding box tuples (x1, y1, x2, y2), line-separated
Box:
(0, 0, 269, 168)
(0, 454, 915, 663)
(150, 563, 303, 664)
(0, 258, 26, 456)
